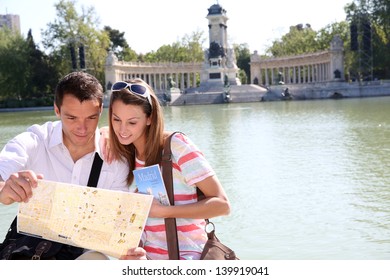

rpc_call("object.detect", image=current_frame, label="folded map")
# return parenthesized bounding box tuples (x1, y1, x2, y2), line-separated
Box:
(17, 179, 153, 259)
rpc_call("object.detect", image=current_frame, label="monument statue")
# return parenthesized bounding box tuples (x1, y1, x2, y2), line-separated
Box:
(105, 51, 118, 66)
(167, 76, 176, 89)
(208, 41, 225, 58)
(224, 74, 230, 87)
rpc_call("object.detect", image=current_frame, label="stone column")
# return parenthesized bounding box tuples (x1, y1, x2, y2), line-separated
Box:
(298, 66, 301, 84)
(305, 66, 308, 82)
(174, 73, 178, 87)
(310, 65, 314, 82)
(193, 72, 197, 88)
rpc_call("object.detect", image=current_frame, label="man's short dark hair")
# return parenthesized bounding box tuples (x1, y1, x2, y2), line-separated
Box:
(55, 72, 103, 109)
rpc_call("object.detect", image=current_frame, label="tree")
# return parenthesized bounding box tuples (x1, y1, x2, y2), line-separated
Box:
(104, 26, 138, 61)
(180, 30, 205, 62)
(316, 22, 353, 80)
(371, 0, 390, 38)
(143, 31, 205, 63)
(26, 30, 59, 99)
(234, 43, 251, 84)
(41, 0, 110, 82)
(0, 31, 28, 100)
(266, 24, 319, 57)
(367, 0, 390, 78)
(316, 22, 350, 50)
(345, 0, 390, 79)
(104, 26, 128, 50)
(0, 28, 58, 106)
(0, 30, 30, 101)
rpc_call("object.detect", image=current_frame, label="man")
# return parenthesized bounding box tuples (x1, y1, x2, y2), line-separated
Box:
(0, 71, 145, 260)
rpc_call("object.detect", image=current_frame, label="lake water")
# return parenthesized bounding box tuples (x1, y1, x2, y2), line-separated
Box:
(1, 97, 390, 260)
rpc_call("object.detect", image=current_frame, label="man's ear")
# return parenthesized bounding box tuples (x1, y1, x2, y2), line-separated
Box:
(54, 103, 60, 118)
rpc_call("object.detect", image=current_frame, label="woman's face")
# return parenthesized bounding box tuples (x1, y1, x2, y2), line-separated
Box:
(111, 100, 151, 146)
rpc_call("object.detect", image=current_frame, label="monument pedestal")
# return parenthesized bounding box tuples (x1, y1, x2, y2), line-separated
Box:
(165, 88, 181, 104)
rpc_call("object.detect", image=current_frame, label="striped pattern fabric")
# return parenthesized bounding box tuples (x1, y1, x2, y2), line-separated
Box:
(132, 133, 214, 260)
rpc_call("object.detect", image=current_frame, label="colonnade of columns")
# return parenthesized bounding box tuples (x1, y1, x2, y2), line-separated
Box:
(258, 62, 331, 85)
(105, 52, 203, 93)
(250, 36, 345, 86)
(117, 71, 200, 92)
(105, 36, 344, 91)
(250, 50, 334, 86)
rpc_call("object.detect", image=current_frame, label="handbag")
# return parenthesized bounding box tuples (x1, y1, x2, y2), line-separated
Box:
(161, 132, 238, 260)
(0, 153, 103, 260)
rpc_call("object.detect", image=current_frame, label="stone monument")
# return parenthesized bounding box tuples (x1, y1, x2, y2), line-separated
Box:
(165, 75, 180, 102)
(200, 3, 241, 88)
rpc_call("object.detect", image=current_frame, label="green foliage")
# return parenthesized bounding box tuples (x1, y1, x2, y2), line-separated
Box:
(370, 0, 390, 78)
(104, 26, 128, 50)
(104, 26, 138, 61)
(0, 29, 58, 105)
(143, 30, 205, 63)
(345, 0, 390, 78)
(0, 31, 30, 99)
(26, 30, 60, 99)
(234, 43, 251, 84)
(266, 24, 319, 56)
(0, 27, 13, 48)
(41, 0, 110, 80)
(371, 23, 390, 78)
(266, 21, 349, 56)
(316, 21, 354, 79)
(316, 21, 350, 50)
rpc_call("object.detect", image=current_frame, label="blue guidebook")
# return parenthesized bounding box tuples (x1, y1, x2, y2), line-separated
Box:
(133, 164, 170, 206)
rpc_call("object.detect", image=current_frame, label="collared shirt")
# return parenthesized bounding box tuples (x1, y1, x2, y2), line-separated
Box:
(0, 121, 129, 192)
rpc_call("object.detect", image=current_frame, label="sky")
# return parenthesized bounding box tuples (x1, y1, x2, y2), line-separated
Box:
(1, 0, 352, 54)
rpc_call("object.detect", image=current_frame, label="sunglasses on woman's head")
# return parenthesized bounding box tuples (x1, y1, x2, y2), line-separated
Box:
(111, 81, 152, 105)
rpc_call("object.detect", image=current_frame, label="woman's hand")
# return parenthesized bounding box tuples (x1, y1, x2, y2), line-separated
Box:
(146, 176, 231, 220)
(119, 247, 147, 260)
(148, 198, 168, 218)
(99, 126, 113, 163)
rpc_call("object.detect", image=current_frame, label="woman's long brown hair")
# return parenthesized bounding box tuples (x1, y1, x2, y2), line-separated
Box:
(108, 78, 164, 185)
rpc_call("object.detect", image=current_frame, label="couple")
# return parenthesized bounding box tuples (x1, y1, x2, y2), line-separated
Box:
(0, 71, 230, 260)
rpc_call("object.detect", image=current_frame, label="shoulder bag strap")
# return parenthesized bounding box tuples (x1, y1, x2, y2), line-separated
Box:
(162, 132, 211, 260)
(162, 132, 180, 260)
(87, 152, 103, 188)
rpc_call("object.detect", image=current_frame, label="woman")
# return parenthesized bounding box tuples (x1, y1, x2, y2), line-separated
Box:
(107, 78, 230, 260)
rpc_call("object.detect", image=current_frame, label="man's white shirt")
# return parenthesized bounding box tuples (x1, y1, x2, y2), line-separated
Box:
(0, 121, 129, 192)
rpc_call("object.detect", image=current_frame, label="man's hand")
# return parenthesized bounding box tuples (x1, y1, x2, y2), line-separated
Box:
(119, 247, 147, 260)
(0, 170, 43, 205)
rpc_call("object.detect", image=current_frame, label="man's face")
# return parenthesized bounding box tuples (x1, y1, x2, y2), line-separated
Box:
(54, 94, 102, 152)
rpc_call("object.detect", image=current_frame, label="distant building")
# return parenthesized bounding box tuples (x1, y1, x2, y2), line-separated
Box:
(0, 14, 21, 34)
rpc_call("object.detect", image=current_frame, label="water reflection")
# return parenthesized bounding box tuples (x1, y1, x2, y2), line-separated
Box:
(1, 97, 390, 259)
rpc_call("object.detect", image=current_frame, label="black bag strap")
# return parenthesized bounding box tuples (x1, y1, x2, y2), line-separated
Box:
(87, 152, 103, 188)
(162, 132, 181, 260)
